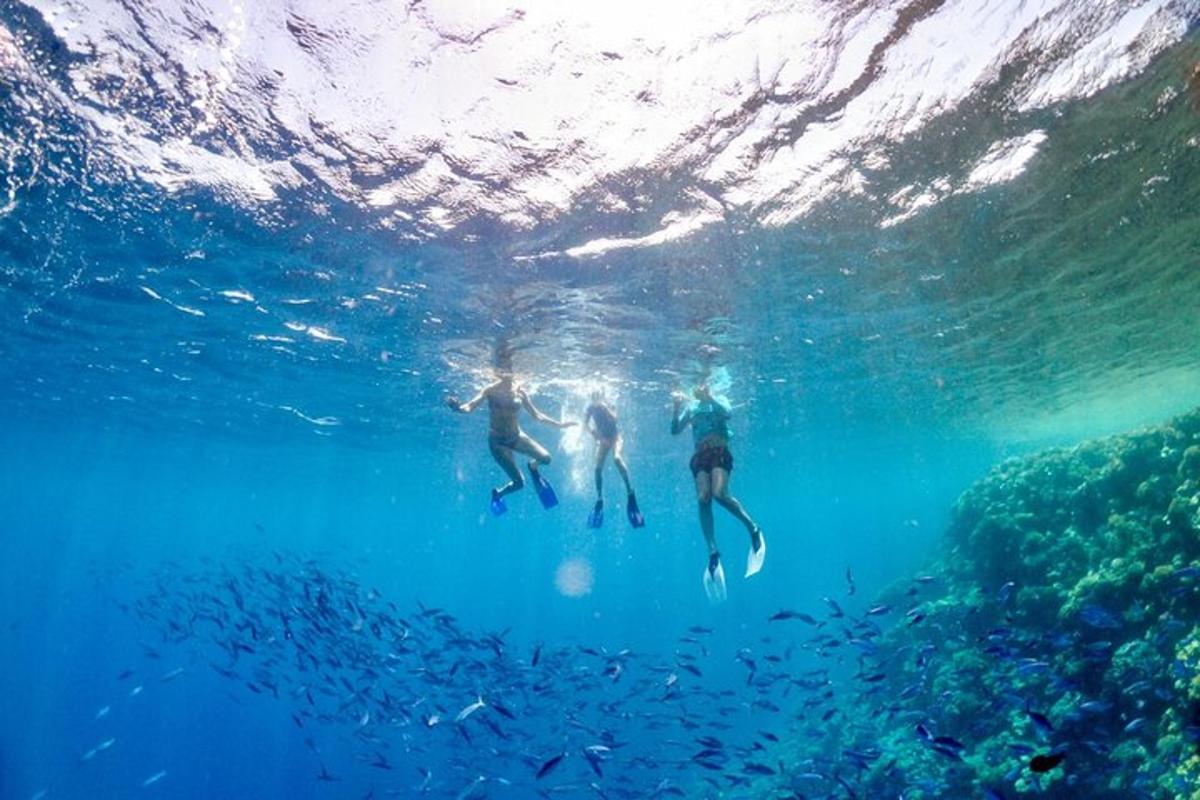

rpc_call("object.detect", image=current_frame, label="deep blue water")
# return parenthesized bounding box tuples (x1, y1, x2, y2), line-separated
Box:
(1, 413, 1004, 797)
(2, 1, 1199, 798)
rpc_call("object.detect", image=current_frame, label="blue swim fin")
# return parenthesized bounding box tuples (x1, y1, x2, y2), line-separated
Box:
(528, 465, 558, 509)
(489, 489, 508, 517)
(626, 493, 645, 528)
(587, 501, 604, 528)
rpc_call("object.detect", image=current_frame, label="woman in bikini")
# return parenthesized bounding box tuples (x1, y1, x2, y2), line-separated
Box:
(447, 372, 575, 515)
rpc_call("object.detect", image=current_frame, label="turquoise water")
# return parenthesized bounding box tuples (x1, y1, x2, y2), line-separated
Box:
(1, 2, 1199, 798)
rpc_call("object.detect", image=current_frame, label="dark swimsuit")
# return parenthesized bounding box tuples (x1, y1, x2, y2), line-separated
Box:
(690, 443, 733, 476)
(489, 432, 522, 449)
(487, 390, 523, 449)
(686, 400, 734, 476)
(587, 403, 619, 444)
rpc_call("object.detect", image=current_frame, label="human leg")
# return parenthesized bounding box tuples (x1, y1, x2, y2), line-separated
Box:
(513, 432, 558, 508)
(695, 471, 717, 556)
(593, 440, 612, 500)
(711, 467, 765, 577)
(489, 443, 526, 499)
(710, 468, 758, 535)
(613, 437, 634, 495)
(512, 432, 552, 468)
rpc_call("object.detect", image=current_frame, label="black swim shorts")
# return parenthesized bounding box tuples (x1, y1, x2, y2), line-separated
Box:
(689, 445, 733, 476)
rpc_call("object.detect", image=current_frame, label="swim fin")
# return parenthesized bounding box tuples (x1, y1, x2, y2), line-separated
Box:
(528, 465, 558, 509)
(745, 528, 766, 578)
(587, 500, 604, 529)
(626, 493, 645, 528)
(489, 489, 508, 517)
(703, 553, 727, 604)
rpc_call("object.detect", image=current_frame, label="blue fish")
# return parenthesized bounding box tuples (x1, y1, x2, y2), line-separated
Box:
(535, 752, 566, 779)
(742, 762, 775, 775)
(1123, 717, 1148, 734)
(1078, 700, 1112, 714)
(1078, 604, 1122, 629)
(1026, 709, 1054, 736)
(933, 735, 965, 751)
(996, 581, 1016, 604)
(931, 744, 963, 762)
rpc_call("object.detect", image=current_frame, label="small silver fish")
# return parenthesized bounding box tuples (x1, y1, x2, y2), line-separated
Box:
(455, 696, 485, 723)
(159, 667, 185, 682)
(81, 738, 116, 761)
(141, 770, 167, 787)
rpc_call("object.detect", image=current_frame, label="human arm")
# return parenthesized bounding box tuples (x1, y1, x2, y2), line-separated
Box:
(446, 383, 493, 414)
(521, 390, 577, 429)
(670, 392, 692, 435)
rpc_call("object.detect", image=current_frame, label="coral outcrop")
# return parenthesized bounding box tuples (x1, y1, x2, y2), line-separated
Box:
(767, 408, 1200, 799)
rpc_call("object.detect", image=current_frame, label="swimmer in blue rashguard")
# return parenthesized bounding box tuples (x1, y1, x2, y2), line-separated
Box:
(671, 383, 765, 602)
(583, 390, 643, 529)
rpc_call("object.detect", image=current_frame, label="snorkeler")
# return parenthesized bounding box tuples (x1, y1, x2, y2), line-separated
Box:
(671, 383, 765, 602)
(446, 373, 576, 515)
(583, 391, 644, 529)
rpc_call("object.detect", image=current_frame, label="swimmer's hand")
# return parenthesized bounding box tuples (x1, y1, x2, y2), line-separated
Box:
(445, 396, 463, 412)
(671, 390, 688, 405)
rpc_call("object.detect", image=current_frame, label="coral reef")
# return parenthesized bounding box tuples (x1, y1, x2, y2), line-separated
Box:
(763, 408, 1200, 799)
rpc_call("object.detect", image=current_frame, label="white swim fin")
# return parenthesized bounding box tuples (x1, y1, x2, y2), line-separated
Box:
(703, 555, 727, 604)
(745, 528, 766, 578)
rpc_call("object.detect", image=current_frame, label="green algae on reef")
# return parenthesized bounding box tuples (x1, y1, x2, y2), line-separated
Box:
(753, 409, 1200, 799)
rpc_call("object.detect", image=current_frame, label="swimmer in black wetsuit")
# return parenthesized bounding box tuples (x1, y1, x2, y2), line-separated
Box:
(446, 372, 576, 515)
(583, 391, 643, 528)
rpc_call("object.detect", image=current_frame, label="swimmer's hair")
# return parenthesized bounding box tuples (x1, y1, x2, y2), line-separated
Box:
(493, 338, 515, 373)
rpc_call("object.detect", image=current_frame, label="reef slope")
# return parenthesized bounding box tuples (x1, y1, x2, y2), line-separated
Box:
(769, 409, 1200, 799)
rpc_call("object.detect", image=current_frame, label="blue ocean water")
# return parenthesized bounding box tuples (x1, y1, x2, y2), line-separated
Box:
(2, 2, 1199, 798)
(2, 384, 995, 797)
